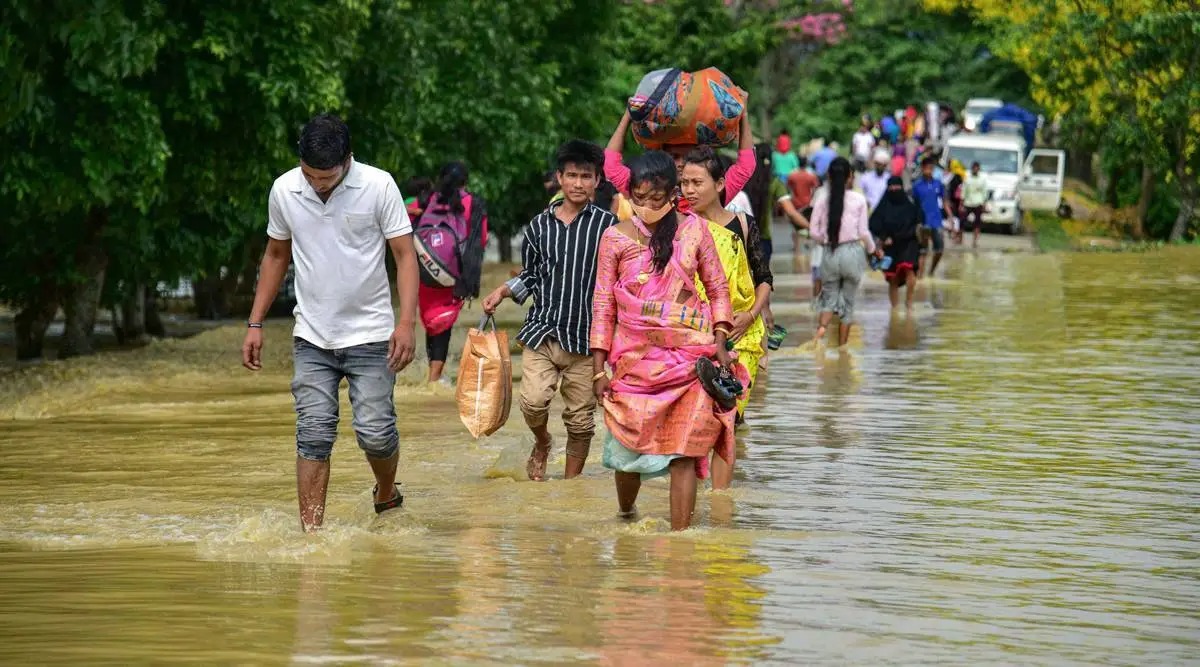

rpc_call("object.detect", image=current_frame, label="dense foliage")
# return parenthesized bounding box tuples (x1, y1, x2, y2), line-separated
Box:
(772, 0, 1031, 143)
(4, 0, 1189, 360)
(924, 0, 1199, 241)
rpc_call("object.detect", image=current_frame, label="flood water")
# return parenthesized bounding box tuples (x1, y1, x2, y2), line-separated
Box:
(1, 238, 1198, 665)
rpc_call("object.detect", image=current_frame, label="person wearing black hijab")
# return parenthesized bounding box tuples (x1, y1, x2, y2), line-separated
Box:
(869, 176, 923, 310)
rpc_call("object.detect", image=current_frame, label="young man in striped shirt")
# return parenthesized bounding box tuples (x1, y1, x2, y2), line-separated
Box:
(481, 140, 616, 481)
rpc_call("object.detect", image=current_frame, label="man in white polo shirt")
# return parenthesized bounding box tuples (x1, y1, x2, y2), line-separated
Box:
(241, 113, 418, 532)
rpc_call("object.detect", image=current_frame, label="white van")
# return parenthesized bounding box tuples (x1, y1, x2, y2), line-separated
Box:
(944, 135, 1065, 234)
(961, 98, 1003, 132)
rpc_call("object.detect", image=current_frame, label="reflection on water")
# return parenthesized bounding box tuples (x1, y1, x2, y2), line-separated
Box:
(1, 245, 1198, 664)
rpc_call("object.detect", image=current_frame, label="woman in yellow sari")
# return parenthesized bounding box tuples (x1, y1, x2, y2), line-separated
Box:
(679, 147, 769, 490)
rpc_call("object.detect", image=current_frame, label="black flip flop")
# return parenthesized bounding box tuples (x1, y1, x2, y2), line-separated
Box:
(696, 358, 740, 411)
(372, 483, 404, 514)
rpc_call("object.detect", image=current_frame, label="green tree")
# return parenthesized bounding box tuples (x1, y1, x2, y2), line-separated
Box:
(348, 0, 617, 261)
(144, 0, 371, 319)
(0, 0, 168, 359)
(773, 0, 1031, 144)
(925, 0, 1200, 240)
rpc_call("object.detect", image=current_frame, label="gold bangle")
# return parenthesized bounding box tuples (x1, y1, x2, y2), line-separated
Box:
(592, 371, 607, 381)
(714, 327, 731, 336)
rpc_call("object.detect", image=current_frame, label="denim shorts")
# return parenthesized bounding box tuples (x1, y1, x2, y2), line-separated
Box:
(291, 337, 399, 462)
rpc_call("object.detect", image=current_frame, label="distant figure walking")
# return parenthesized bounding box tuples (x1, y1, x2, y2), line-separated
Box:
(808, 157, 884, 347)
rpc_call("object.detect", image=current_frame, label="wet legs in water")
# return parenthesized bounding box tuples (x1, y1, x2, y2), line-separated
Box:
(297, 457, 330, 531)
(616, 471, 640, 517)
(427, 360, 445, 383)
(614, 458, 698, 530)
(888, 275, 916, 311)
(814, 311, 853, 347)
(668, 458, 698, 530)
(295, 450, 398, 532)
(710, 449, 734, 491)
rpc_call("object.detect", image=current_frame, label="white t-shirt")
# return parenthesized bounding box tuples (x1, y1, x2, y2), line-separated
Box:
(852, 130, 876, 162)
(725, 191, 753, 216)
(267, 160, 411, 349)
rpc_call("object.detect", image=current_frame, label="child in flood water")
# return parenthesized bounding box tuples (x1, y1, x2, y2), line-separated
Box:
(590, 151, 742, 531)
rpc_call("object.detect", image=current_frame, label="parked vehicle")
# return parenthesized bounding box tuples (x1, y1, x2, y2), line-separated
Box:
(944, 134, 1066, 235)
(961, 98, 1004, 133)
(945, 134, 1026, 234)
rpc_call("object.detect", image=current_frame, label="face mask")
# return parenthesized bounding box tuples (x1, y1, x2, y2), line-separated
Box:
(632, 200, 673, 224)
(886, 189, 906, 203)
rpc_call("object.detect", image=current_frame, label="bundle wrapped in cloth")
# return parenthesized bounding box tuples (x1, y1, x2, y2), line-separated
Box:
(628, 67, 747, 149)
(456, 315, 512, 438)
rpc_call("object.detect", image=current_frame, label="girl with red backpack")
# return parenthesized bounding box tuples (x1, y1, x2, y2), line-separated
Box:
(415, 161, 487, 383)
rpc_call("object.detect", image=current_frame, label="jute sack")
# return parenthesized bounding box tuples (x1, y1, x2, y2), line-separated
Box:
(455, 315, 512, 438)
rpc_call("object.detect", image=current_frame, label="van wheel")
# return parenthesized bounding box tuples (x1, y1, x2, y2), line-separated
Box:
(1009, 209, 1023, 235)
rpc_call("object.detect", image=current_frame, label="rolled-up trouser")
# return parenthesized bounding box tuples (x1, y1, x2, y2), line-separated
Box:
(519, 339, 596, 459)
(816, 243, 869, 323)
(291, 337, 399, 462)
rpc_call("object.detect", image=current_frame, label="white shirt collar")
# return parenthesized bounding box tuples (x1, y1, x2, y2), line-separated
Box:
(289, 158, 364, 197)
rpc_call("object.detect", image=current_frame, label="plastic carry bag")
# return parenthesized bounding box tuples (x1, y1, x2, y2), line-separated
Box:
(455, 315, 512, 438)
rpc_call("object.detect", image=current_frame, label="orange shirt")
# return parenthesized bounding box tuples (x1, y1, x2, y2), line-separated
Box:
(786, 169, 820, 209)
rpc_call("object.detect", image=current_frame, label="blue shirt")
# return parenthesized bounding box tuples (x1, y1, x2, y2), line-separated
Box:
(812, 147, 838, 178)
(912, 177, 946, 229)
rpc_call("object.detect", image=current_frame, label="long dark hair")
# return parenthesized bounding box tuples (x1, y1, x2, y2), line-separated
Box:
(628, 150, 678, 274)
(746, 142, 774, 222)
(435, 161, 468, 213)
(826, 156, 851, 249)
(434, 161, 484, 299)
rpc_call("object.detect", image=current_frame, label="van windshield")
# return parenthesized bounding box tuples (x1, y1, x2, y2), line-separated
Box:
(948, 147, 1019, 174)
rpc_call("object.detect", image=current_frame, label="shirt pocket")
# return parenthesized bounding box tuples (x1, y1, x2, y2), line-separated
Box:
(340, 212, 379, 249)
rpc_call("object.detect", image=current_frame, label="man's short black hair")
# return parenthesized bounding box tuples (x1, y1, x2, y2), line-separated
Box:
(798, 155, 808, 169)
(555, 139, 604, 175)
(298, 113, 351, 169)
(921, 156, 937, 168)
(971, 161, 981, 169)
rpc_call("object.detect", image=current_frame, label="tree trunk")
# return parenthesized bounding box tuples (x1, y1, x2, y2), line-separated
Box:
(59, 207, 109, 359)
(193, 273, 227, 319)
(1170, 161, 1196, 242)
(13, 293, 58, 361)
(1132, 163, 1153, 240)
(498, 233, 514, 264)
(145, 289, 166, 337)
(119, 283, 148, 344)
(1066, 148, 1094, 186)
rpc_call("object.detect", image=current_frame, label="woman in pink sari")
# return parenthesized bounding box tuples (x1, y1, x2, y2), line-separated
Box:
(590, 151, 742, 531)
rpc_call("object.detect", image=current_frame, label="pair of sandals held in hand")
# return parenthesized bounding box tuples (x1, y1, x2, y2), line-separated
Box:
(695, 357, 743, 411)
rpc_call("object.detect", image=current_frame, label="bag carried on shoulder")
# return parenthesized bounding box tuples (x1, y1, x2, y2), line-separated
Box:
(414, 194, 483, 288)
(456, 315, 512, 438)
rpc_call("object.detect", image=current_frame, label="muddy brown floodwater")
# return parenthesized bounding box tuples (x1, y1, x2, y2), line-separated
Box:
(1, 238, 1198, 665)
